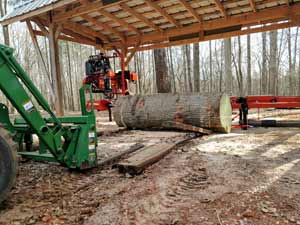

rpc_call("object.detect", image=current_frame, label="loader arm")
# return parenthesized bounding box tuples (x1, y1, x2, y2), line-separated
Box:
(0, 44, 97, 169)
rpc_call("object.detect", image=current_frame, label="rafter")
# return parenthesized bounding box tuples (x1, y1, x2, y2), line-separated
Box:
(62, 21, 110, 44)
(99, 9, 141, 35)
(33, 29, 99, 47)
(249, 0, 257, 12)
(212, 0, 227, 18)
(81, 14, 126, 43)
(120, 3, 162, 32)
(177, 0, 202, 23)
(144, 0, 181, 28)
(125, 40, 141, 67)
(134, 21, 295, 52)
(32, 17, 49, 35)
(53, 0, 128, 22)
(109, 4, 300, 48)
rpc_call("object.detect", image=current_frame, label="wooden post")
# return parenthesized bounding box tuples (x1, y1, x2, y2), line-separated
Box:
(120, 48, 126, 95)
(48, 22, 64, 116)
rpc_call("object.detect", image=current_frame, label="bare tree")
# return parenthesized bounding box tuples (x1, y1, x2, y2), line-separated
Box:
(185, 45, 193, 92)
(167, 47, 176, 93)
(224, 38, 232, 94)
(247, 34, 252, 95)
(261, 32, 268, 94)
(209, 41, 213, 92)
(193, 43, 200, 92)
(154, 48, 171, 93)
(269, 30, 278, 95)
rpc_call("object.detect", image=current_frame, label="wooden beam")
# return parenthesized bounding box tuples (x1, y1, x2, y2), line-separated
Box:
(55, 24, 63, 39)
(80, 14, 126, 43)
(32, 16, 99, 45)
(144, 0, 181, 28)
(109, 3, 300, 48)
(32, 17, 49, 35)
(62, 21, 110, 44)
(249, 0, 257, 12)
(177, 0, 202, 22)
(135, 21, 296, 51)
(33, 29, 98, 46)
(125, 40, 141, 67)
(53, 0, 128, 22)
(99, 0, 279, 31)
(212, 0, 227, 18)
(99, 9, 141, 35)
(48, 23, 64, 116)
(120, 3, 162, 32)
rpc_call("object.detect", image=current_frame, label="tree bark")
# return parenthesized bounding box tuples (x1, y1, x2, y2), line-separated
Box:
(193, 43, 200, 92)
(269, 30, 278, 95)
(287, 28, 293, 95)
(66, 42, 75, 111)
(224, 38, 232, 94)
(168, 47, 176, 93)
(154, 48, 171, 93)
(262, 32, 267, 94)
(247, 34, 252, 95)
(184, 45, 193, 92)
(209, 41, 213, 93)
(113, 93, 232, 133)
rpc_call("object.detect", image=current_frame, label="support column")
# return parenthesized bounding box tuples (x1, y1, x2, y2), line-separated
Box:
(120, 49, 126, 95)
(48, 23, 64, 116)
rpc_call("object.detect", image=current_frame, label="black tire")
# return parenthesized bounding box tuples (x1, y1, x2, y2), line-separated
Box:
(0, 128, 17, 204)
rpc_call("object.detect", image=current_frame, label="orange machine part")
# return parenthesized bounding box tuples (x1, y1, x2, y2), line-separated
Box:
(130, 72, 138, 81)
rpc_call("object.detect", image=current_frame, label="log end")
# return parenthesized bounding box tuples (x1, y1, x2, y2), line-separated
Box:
(219, 94, 232, 133)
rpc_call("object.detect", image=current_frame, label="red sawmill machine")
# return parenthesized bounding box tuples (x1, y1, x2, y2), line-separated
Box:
(83, 52, 138, 120)
(231, 96, 300, 129)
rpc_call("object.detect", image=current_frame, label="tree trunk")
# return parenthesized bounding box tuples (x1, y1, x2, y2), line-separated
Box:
(247, 34, 252, 95)
(193, 43, 200, 92)
(287, 28, 293, 95)
(185, 45, 193, 92)
(66, 42, 75, 111)
(181, 46, 188, 92)
(209, 41, 213, 93)
(262, 32, 267, 94)
(269, 30, 278, 95)
(154, 48, 171, 93)
(224, 38, 232, 94)
(298, 50, 300, 95)
(113, 93, 232, 133)
(168, 47, 176, 93)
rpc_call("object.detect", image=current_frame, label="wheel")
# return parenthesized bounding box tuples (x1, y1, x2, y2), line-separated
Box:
(0, 128, 17, 204)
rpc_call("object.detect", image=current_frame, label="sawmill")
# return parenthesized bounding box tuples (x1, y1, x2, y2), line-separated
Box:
(0, 0, 300, 224)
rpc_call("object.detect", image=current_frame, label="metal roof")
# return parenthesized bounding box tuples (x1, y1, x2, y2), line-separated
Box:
(1, 0, 58, 22)
(1, 0, 300, 52)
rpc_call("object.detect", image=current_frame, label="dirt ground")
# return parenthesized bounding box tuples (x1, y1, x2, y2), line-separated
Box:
(0, 110, 300, 225)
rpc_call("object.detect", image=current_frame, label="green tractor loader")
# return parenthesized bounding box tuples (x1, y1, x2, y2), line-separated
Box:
(0, 44, 98, 203)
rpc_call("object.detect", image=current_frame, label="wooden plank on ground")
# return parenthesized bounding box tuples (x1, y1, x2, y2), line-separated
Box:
(97, 143, 144, 168)
(117, 142, 176, 175)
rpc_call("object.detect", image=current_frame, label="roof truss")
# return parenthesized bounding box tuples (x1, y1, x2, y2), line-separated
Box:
(1, 0, 300, 52)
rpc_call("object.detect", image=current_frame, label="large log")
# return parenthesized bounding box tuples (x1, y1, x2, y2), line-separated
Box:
(113, 93, 232, 133)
